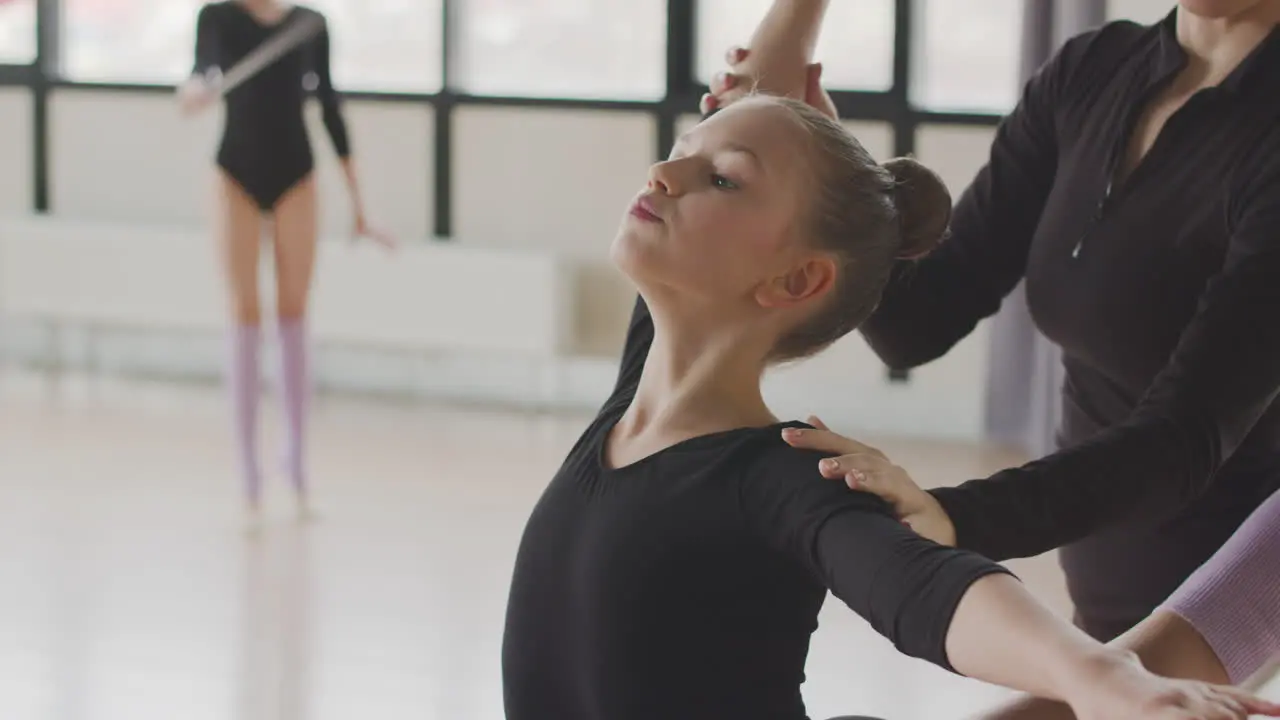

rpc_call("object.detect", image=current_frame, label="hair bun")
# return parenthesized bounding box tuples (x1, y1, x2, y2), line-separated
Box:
(881, 157, 952, 260)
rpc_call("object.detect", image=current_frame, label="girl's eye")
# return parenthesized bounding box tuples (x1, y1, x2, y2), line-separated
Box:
(711, 174, 739, 190)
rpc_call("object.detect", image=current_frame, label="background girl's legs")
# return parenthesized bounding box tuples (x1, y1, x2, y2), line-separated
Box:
(270, 176, 319, 513)
(217, 172, 265, 511)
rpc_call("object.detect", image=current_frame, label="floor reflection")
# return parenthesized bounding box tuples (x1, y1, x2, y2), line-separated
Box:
(0, 375, 1274, 720)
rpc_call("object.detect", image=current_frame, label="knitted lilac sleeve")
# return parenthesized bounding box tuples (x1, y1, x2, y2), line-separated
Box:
(1162, 490, 1280, 685)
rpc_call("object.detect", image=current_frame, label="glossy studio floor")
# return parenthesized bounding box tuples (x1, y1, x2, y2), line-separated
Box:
(1, 372, 1276, 720)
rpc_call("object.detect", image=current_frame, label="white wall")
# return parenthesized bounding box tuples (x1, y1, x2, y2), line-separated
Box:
(47, 90, 434, 243)
(1107, 0, 1175, 23)
(0, 91, 1004, 440)
(453, 106, 654, 355)
(0, 88, 32, 215)
(917, 124, 999, 193)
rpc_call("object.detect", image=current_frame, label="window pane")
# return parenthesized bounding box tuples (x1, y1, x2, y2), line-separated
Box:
(453, 0, 666, 100)
(697, 0, 895, 92)
(0, 0, 37, 64)
(291, 0, 443, 93)
(909, 0, 1023, 114)
(62, 0, 442, 91)
(62, 0, 203, 83)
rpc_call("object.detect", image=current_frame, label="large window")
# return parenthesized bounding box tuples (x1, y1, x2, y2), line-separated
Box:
(61, 0, 443, 91)
(62, 0, 202, 82)
(697, 0, 895, 92)
(453, 0, 667, 100)
(909, 0, 1023, 114)
(0, 0, 37, 65)
(47, 0, 1025, 109)
(286, 0, 443, 93)
(7, 0, 1011, 238)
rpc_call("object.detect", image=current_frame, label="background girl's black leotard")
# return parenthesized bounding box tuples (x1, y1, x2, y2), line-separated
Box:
(501, 296, 1011, 720)
(858, 12, 1280, 640)
(193, 2, 350, 211)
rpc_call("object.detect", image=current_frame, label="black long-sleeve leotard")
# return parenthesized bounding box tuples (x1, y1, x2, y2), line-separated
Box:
(193, 1, 350, 211)
(501, 295, 1011, 720)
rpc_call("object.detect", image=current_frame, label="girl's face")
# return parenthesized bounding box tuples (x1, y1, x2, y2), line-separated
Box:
(611, 98, 836, 323)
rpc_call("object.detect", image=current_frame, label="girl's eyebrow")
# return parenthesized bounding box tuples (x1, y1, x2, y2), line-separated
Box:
(672, 133, 762, 168)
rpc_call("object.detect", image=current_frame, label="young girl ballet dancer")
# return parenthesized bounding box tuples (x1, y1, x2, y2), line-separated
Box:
(499, 94, 1280, 720)
(177, 0, 388, 517)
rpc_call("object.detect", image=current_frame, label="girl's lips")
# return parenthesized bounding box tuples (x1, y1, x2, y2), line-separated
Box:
(629, 196, 663, 223)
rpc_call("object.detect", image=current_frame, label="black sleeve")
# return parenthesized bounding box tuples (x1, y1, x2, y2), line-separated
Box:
(931, 162, 1280, 561)
(311, 14, 351, 158)
(856, 29, 1101, 370)
(192, 3, 220, 77)
(739, 444, 1013, 672)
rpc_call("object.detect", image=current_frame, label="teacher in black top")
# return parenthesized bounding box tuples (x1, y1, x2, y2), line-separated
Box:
(704, 0, 1280, 642)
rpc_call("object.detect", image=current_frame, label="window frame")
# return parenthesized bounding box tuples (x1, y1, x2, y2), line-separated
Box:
(0, 0, 1007, 226)
(0, 0, 1012, 382)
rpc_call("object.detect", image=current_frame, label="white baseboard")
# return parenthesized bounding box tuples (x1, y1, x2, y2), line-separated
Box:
(1, 318, 988, 441)
(0, 319, 618, 414)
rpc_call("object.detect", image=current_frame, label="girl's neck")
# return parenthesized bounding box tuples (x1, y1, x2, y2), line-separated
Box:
(1175, 2, 1278, 85)
(616, 307, 778, 443)
(238, 0, 289, 20)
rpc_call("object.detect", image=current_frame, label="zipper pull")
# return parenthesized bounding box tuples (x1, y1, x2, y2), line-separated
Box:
(1073, 181, 1113, 260)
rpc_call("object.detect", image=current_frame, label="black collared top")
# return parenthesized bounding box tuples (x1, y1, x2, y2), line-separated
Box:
(860, 11, 1280, 560)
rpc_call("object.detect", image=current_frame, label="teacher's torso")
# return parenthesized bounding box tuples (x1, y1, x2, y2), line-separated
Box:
(1022, 18, 1280, 638)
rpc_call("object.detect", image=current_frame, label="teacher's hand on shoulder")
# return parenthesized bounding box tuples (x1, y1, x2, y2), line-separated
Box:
(782, 416, 956, 547)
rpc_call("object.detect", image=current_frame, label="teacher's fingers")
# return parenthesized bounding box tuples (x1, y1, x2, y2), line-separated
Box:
(781, 427, 863, 455)
(817, 452, 890, 481)
(843, 468, 912, 514)
(710, 71, 741, 96)
(782, 427, 886, 459)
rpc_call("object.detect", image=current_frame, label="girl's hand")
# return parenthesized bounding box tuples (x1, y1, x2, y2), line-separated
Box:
(1063, 651, 1280, 720)
(781, 415, 955, 546)
(177, 73, 220, 116)
(354, 214, 396, 251)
